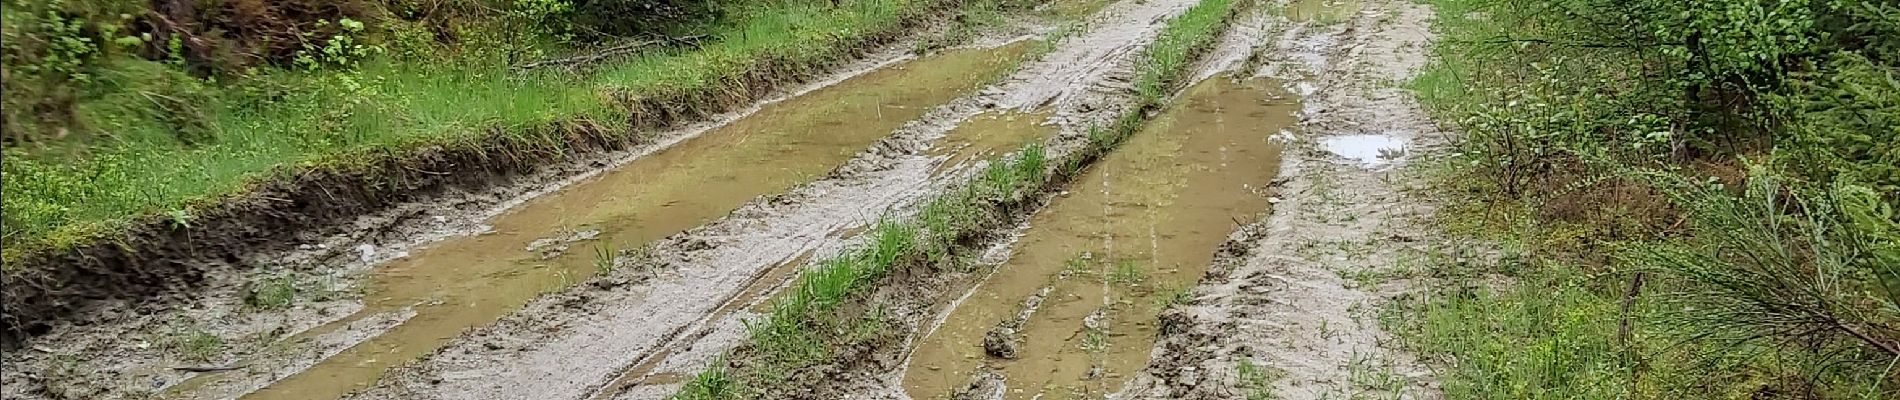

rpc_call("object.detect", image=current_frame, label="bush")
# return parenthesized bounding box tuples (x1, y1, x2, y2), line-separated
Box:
(1637, 167, 1900, 370)
(568, 0, 729, 40)
(1410, 0, 1900, 396)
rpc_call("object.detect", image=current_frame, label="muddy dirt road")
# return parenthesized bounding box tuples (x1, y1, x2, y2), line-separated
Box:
(1119, 0, 1445, 398)
(3, 0, 1455, 399)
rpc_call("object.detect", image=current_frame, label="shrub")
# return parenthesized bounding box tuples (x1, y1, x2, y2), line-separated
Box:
(1637, 167, 1900, 369)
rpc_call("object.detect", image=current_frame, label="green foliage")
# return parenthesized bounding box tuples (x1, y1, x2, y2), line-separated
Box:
(592, 243, 617, 274)
(166, 329, 226, 363)
(565, 0, 733, 41)
(1132, 0, 1233, 107)
(242, 276, 298, 311)
(1773, 53, 1900, 195)
(671, 111, 1066, 397)
(0, 0, 924, 262)
(292, 18, 384, 71)
(1109, 259, 1146, 286)
(1635, 167, 1900, 367)
(1236, 358, 1282, 400)
(1407, 0, 1900, 396)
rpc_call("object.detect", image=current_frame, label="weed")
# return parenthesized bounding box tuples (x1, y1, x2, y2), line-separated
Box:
(1109, 259, 1147, 286)
(1153, 285, 1193, 310)
(1080, 327, 1109, 353)
(1394, 0, 1900, 397)
(242, 276, 298, 311)
(1237, 357, 1283, 400)
(673, 358, 737, 400)
(1061, 252, 1097, 279)
(592, 242, 617, 274)
(166, 329, 225, 363)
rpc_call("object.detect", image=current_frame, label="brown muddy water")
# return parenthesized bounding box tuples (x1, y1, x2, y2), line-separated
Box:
(932, 111, 1057, 176)
(175, 43, 1034, 400)
(903, 76, 1299, 400)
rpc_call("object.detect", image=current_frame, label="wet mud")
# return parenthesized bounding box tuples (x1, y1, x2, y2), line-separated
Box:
(931, 111, 1058, 176)
(904, 76, 1298, 400)
(1117, 0, 1444, 399)
(176, 43, 1033, 400)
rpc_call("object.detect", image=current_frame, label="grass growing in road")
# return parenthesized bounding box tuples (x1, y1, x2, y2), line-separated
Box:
(672, 0, 1247, 397)
(673, 147, 1048, 400)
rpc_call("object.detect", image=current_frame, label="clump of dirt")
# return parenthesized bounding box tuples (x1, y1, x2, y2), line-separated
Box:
(981, 286, 1051, 359)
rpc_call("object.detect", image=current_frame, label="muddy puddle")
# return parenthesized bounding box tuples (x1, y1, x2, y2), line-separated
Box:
(903, 76, 1299, 399)
(175, 43, 1034, 400)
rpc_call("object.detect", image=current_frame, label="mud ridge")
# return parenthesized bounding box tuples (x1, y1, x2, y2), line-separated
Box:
(0, 0, 971, 351)
(1116, 0, 1445, 399)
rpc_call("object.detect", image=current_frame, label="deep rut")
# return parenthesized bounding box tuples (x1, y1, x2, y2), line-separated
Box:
(350, 1, 1218, 398)
(1119, 0, 1444, 399)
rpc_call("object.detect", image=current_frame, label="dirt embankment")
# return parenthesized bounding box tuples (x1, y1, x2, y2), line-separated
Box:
(1118, 0, 1445, 399)
(0, 0, 966, 351)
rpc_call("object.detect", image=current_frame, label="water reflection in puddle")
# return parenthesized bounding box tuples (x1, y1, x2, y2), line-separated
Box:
(1320, 133, 1406, 167)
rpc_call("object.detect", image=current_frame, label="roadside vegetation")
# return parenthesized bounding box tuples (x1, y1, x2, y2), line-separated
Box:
(0, 0, 946, 262)
(1393, 0, 1899, 398)
(672, 0, 1242, 397)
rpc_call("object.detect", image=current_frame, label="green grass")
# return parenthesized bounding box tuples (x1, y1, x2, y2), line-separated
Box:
(673, 146, 1047, 400)
(0, 0, 935, 263)
(1109, 259, 1147, 286)
(1237, 357, 1283, 400)
(167, 329, 226, 363)
(592, 243, 617, 274)
(670, 0, 1246, 397)
(242, 276, 298, 312)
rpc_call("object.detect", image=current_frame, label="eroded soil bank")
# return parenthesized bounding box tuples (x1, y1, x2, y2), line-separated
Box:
(904, 75, 1297, 400)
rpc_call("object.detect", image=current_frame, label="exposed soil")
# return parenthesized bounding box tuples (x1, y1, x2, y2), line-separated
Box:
(1117, 0, 1445, 398)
